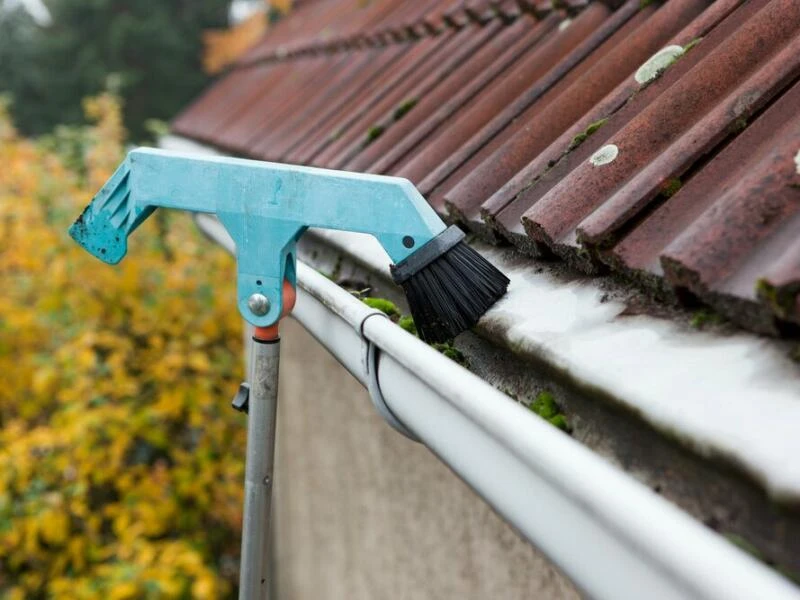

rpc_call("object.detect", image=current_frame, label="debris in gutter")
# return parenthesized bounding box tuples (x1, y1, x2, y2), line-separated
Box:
(360, 297, 467, 366)
(528, 391, 571, 433)
(362, 296, 401, 318)
(690, 308, 725, 330)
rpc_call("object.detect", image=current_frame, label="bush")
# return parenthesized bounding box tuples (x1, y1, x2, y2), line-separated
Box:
(0, 95, 245, 599)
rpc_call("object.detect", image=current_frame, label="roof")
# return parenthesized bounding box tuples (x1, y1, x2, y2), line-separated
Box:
(171, 0, 800, 338)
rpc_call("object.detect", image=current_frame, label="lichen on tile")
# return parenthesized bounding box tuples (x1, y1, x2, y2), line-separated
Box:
(589, 144, 619, 167)
(634, 45, 685, 85)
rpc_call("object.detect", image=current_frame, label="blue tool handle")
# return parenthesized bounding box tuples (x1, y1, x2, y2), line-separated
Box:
(69, 148, 447, 326)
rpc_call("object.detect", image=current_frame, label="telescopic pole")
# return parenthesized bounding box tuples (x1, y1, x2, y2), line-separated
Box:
(236, 330, 280, 600)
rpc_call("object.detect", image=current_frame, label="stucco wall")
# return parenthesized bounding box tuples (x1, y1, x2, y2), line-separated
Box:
(269, 318, 580, 600)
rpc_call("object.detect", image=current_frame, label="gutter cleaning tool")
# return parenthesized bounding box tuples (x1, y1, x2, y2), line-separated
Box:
(68, 148, 509, 599)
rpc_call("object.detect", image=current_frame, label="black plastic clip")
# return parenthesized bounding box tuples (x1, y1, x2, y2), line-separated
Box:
(232, 382, 250, 414)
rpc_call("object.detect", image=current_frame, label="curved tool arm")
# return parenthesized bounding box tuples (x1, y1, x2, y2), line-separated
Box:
(69, 148, 446, 326)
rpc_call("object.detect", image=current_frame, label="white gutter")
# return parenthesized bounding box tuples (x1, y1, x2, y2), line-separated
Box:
(196, 213, 800, 600)
(161, 135, 800, 506)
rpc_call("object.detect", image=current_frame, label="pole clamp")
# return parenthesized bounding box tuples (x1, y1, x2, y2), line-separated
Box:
(360, 312, 420, 443)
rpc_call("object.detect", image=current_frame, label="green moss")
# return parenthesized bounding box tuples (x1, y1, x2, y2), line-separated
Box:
(530, 391, 559, 419)
(361, 299, 467, 365)
(547, 414, 571, 432)
(432, 342, 468, 366)
(661, 177, 682, 198)
(329, 127, 343, 142)
(639, 0, 655, 8)
(683, 37, 702, 53)
(398, 315, 417, 335)
(568, 132, 588, 151)
(690, 308, 724, 329)
(393, 98, 418, 121)
(585, 118, 608, 136)
(568, 117, 608, 151)
(757, 278, 799, 320)
(732, 116, 748, 133)
(528, 391, 571, 432)
(365, 125, 384, 144)
(576, 245, 593, 260)
(756, 278, 777, 304)
(362, 297, 401, 318)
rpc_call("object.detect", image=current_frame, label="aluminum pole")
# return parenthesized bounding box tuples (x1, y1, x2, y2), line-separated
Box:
(239, 336, 280, 600)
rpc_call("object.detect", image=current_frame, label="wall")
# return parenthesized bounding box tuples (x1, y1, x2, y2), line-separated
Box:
(270, 318, 580, 600)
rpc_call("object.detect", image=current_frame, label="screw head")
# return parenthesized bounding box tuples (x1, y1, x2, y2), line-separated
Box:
(248, 293, 270, 316)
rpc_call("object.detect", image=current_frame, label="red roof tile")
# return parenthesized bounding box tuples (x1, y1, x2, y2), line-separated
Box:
(172, 0, 800, 336)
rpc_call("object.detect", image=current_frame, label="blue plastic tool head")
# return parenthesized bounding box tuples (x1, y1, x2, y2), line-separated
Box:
(69, 148, 446, 327)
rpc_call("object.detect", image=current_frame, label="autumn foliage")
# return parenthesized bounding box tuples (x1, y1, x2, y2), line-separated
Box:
(201, 0, 294, 75)
(0, 96, 246, 598)
(202, 12, 267, 75)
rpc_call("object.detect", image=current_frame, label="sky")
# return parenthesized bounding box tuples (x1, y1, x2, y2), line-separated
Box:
(2, 0, 52, 25)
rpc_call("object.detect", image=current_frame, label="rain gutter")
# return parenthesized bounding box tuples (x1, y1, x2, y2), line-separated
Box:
(162, 134, 799, 599)
(195, 212, 799, 600)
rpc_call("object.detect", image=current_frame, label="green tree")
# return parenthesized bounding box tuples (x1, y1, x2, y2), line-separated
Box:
(0, 0, 231, 141)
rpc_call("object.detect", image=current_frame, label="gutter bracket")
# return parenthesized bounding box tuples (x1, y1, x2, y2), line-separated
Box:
(360, 312, 421, 442)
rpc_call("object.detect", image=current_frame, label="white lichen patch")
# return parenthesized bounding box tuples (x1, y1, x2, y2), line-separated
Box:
(634, 45, 685, 85)
(589, 144, 619, 167)
(795, 148, 800, 174)
(558, 18, 572, 32)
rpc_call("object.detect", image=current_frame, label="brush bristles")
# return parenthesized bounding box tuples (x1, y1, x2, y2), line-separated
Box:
(398, 242, 509, 343)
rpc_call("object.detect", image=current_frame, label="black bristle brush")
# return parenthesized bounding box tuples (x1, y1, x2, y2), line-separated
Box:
(391, 226, 510, 343)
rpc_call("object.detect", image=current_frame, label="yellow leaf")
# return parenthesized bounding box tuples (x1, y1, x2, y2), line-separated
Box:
(40, 510, 70, 546)
(108, 581, 140, 600)
(187, 351, 211, 373)
(191, 574, 218, 600)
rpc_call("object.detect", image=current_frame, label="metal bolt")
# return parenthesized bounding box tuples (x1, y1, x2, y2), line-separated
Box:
(263, 476, 271, 485)
(248, 293, 270, 316)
